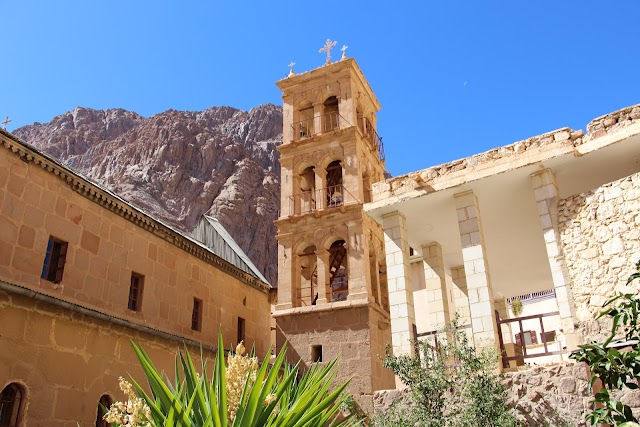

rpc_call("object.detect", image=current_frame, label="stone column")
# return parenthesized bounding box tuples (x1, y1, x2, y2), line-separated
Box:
(276, 238, 294, 310)
(530, 169, 578, 350)
(315, 249, 329, 305)
(451, 266, 470, 325)
(454, 191, 499, 351)
(346, 221, 372, 301)
(314, 168, 325, 210)
(383, 211, 416, 357)
(421, 242, 452, 330)
(342, 146, 360, 205)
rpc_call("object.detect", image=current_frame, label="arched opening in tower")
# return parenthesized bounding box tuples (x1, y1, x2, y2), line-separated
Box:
(325, 160, 343, 208)
(299, 166, 316, 213)
(328, 240, 348, 301)
(299, 245, 317, 306)
(322, 96, 339, 132)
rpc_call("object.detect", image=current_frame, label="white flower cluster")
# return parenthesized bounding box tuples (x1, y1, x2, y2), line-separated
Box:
(104, 377, 153, 427)
(226, 342, 259, 423)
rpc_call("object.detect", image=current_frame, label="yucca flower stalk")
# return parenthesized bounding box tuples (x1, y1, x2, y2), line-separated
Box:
(106, 332, 357, 427)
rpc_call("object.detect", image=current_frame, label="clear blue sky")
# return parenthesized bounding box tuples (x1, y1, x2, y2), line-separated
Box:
(3, 1, 639, 176)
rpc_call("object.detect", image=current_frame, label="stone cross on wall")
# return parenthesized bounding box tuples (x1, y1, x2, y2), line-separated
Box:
(1, 116, 10, 130)
(319, 39, 337, 65)
(288, 61, 295, 77)
(341, 45, 348, 60)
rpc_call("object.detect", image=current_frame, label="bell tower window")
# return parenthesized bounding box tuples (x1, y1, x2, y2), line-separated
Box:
(298, 105, 314, 138)
(328, 240, 348, 301)
(298, 245, 318, 306)
(325, 160, 343, 208)
(322, 96, 339, 132)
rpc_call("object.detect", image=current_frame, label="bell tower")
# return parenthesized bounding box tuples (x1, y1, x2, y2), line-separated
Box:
(274, 52, 395, 412)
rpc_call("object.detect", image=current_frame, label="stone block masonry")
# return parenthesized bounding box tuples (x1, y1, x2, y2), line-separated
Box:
(558, 171, 640, 342)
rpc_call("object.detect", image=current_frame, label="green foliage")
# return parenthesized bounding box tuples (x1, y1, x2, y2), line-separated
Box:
(108, 332, 358, 427)
(510, 299, 524, 317)
(570, 261, 640, 426)
(374, 318, 520, 427)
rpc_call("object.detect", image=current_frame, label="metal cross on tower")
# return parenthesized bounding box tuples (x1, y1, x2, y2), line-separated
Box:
(319, 39, 337, 65)
(1, 116, 10, 130)
(340, 45, 348, 60)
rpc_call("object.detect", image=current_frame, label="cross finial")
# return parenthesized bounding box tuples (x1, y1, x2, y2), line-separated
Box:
(1, 116, 10, 130)
(288, 61, 296, 77)
(340, 45, 348, 60)
(319, 39, 338, 65)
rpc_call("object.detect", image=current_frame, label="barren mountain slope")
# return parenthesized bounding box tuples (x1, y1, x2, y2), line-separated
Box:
(14, 104, 282, 285)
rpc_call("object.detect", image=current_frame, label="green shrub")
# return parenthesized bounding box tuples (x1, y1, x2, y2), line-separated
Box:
(374, 318, 520, 427)
(103, 332, 358, 427)
(570, 261, 640, 426)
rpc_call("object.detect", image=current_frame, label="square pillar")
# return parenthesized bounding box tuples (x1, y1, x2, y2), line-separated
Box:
(314, 169, 325, 210)
(530, 169, 579, 350)
(346, 221, 373, 301)
(315, 249, 329, 305)
(454, 191, 499, 351)
(383, 211, 416, 357)
(276, 239, 294, 310)
(451, 266, 470, 325)
(421, 242, 452, 330)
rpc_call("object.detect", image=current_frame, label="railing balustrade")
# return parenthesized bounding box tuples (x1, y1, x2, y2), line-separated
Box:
(287, 185, 359, 216)
(495, 310, 567, 369)
(290, 112, 342, 141)
(361, 117, 385, 161)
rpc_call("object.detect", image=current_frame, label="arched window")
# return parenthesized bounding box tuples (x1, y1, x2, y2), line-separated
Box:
(95, 394, 112, 427)
(299, 245, 317, 306)
(322, 96, 339, 132)
(328, 240, 348, 301)
(299, 167, 316, 214)
(325, 160, 343, 208)
(0, 383, 23, 427)
(298, 105, 314, 138)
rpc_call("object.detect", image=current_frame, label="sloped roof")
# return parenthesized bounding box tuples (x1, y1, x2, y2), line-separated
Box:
(0, 127, 271, 292)
(191, 216, 270, 285)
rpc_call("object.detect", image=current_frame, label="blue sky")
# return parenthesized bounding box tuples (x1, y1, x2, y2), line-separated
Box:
(3, 1, 639, 176)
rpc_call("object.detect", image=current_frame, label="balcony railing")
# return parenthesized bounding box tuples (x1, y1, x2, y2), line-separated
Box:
(287, 185, 359, 216)
(360, 117, 385, 161)
(290, 112, 342, 141)
(495, 310, 567, 369)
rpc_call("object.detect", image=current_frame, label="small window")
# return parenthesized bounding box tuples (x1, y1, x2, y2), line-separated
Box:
(515, 330, 538, 346)
(41, 236, 68, 283)
(0, 383, 23, 427)
(95, 394, 112, 427)
(237, 317, 245, 344)
(311, 345, 323, 363)
(128, 273, 144, 311)
(191, 298, 203, 331)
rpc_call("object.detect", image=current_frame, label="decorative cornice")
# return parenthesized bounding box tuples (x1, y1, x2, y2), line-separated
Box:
(0, 129, 270, 293)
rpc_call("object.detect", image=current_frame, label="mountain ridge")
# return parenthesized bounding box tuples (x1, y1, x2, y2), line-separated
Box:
(14, 103, 282, 285)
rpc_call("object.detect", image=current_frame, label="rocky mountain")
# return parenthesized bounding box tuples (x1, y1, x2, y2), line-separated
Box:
(14, 104, 282, 285)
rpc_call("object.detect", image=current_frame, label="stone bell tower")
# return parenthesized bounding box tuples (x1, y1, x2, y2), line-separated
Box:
(274, 48, 395, 412)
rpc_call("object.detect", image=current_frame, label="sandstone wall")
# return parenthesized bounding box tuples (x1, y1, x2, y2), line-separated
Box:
(558, 171, 640, 342)
(0, 135, 272, 356)
(274, 304, 395, 414)
(0, 289, 216, 426)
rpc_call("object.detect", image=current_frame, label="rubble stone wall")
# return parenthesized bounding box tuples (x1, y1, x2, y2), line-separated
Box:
(558, 171, 640, 342)
(374, 362, 640, 427)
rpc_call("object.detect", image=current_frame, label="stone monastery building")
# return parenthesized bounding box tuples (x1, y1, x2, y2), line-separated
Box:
(0, 127, 273, 425)
(1, 51, 640, 424)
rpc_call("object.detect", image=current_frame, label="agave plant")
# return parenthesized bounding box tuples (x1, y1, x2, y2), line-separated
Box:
(104, 332, 357, 427)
